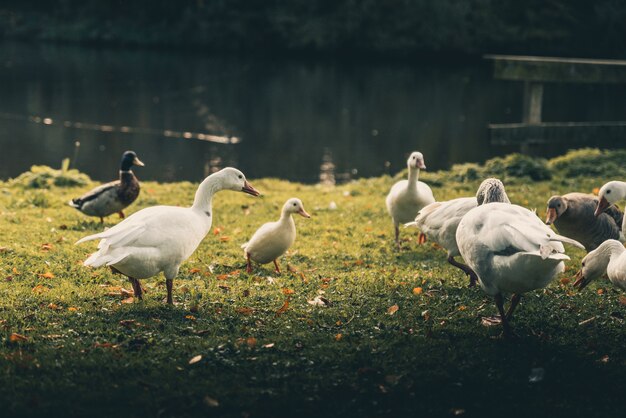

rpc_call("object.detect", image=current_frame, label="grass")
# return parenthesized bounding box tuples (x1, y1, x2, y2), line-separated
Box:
(0, 165, 625, 418)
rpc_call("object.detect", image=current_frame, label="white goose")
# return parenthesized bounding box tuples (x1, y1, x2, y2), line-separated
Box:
(242, 198, 310, 273)
(76, 167, 260, 304)
(385, 151, 435, 245)
(595, 181, 626, 236)
(410, 178, 510, 286)
(456, 202, 584, 337)
(574, 239, 626, 291)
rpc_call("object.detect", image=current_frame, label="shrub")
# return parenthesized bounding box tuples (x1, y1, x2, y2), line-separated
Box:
(11, 159, 91, 189)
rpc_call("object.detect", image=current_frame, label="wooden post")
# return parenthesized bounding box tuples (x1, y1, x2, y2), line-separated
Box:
(523, 82, 543, 124)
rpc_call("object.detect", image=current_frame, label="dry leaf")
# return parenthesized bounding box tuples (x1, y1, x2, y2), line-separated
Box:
(246, 337, 257, 348)
(213, 227, 222, 235)
(619, 295, 626, 306)
(412, 287, 423, 295)
(121, 297, 135, 304)
(185, 315, 196, 321)
(67, 307, 78, 312)
(189, 354, 202, 365)
(189, 268, 201, 274)
(39, 272, 55, 279)
(203, 396, 219, 407)
(458, 305, 467, 311)
(41, 243, 54, 251)
(597, 288, 604, 295)
(94, 342, 117, 348)
(560, 277, 570, 285)
(236, 307, 254, 315)
(387, 304, 399, 315)
(335, 333, 343, 341)
(32, 284, 48, 294)
(307, 296, 330, 307)
(9, 333, 28, 342)
(276, 300, 290, 316)
(219, 236, 230, 242)
(282, 288, 295, 295)
(481, 316, 501, 326)
(48, 303, 61, 310)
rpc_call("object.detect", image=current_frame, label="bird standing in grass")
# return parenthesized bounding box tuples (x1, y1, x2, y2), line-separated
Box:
(243, 198, 310, 274)
(456, 201, 584, 337)
(385, 151, 435, 246)
(69, 150, 144, 223)
(76, 167, 260, 304)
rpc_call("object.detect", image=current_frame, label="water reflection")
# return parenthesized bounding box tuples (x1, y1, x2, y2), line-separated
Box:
(1, 42, 625, 183)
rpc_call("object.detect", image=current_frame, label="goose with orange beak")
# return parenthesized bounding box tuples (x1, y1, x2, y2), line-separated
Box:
(545, 193, 623, 251)
(574, 239, 626, 291)
(243, 198, 311, 274)
(594, 182, 626, 237)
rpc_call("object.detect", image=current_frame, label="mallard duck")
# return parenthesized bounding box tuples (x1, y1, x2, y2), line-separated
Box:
(385, 151, 435, 246)
(574, 239, 626, 291)
(69, 150, 144, 223)
(410, 178, 510, 286)
(546, 193, 623, 251)
(242, 198, 310, 273)
(595, 181, 626, 236)
(76, 167, 260, 304)
(456, 202, 583, 337)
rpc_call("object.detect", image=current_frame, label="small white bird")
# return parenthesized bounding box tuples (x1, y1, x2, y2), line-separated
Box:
(456, 202, 584, 337)
(574, 239, 626, 291)
(76, 167, 260, 304)
(410, 178, 510, 286)
(242, 198, 311, 274)
(595, 180, 626, 236)
(385, 151, 435, 246)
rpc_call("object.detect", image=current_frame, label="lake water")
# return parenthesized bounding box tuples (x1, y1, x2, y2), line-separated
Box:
(1, 42, 625, 184)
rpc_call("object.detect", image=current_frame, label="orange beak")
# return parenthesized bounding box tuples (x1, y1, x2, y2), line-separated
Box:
(298, 208, 311, 218)
(572, 269, 591, 291)
(594, 197, 609, 217)
(545, 208, 557, 225)
(241, 180, 260, 197)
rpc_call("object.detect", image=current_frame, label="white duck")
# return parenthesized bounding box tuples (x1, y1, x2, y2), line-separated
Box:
(456, 202, 584, 337)
(76, 167, 260, 304)
(385, 151, 435, 245)
(410, 178, 510, 286)
(574, 239, 626, 291)
(242, 198, 310, 273)
(595, 181, 626, 236)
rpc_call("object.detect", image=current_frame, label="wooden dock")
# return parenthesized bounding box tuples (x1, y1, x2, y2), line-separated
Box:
(484, 54, 626, 149)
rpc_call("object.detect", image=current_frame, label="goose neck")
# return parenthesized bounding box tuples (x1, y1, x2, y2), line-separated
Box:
(407, 166, 420, 184)
(191, 173, 223, 212)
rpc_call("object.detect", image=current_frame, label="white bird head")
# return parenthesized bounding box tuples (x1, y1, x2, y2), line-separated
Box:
(218, 167, 260, 196)
(406, 151, 426, 170)
(283, 198, 311, 218)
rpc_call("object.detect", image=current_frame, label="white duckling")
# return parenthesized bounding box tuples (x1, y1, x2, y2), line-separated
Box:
(76, 167, 260, 304)
(574, 239, 626, 291)
(595, 181, 626, 236)
(385, 151, 435, 245)
(410, 178, 510, 286)
(242, 198, 311, 274)
(456, 202, 584, 337)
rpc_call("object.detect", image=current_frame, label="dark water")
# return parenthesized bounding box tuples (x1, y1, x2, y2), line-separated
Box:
(1, 42, 625, 184)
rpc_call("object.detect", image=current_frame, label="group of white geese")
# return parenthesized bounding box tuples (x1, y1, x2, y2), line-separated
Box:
(71, 150, 626, 338)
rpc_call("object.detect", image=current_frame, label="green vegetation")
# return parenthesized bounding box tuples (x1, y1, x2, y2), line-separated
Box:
(1, 149, 624, 417)
(2, 1, 626, 58)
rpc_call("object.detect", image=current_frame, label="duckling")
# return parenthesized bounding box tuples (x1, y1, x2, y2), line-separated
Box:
(242, 198, 311, 274)
(385, 151, 435, 246)
(69, 150, 144, 223)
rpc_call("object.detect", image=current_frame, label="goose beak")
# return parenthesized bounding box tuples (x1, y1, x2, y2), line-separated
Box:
(417, 160, 426, 169)
(594, 197, 609, 217)
(545, 208, 557, 225)
(242, 180, 260, 197)
(298, 208, 311, 218)
(133, 157, 145, 167)
(573, 270, 591, 291)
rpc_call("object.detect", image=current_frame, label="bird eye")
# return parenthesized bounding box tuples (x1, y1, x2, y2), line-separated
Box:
(238, 175, 243, 179)
(582, 262, 585, 267)
(412, 156, 416, 159)
(293, 203, 297, 206)
(607, 190, 611, 194)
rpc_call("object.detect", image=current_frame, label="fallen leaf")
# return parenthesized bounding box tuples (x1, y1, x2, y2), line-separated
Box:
(458, 305, 467, 311)
(40, 243, 54, 251)
(560, 277, 570, 285)
(412, 287, 423, 295)
(246, 337, 257, 348)
(307, 296, 330, 307)
(216, 274, 229, 280)
(282, 288, 295, 295)
(335, 333, 343, 341)
(121, 297, 135, 304)
(189, 268, 201, 274)
(213, 227, 222, 235)
(48, 303, 61, 310)
(481, 316, 501, 326)
(9, 333, 28, 342)
(67, 307, 78, 312)
(597, 288, 604, 295)
(203, 396, 219, 407)
(119, 319, 137, 328)
(599, 355, 610, 363)
(185, 315, 196, 321)
(39, 272, 55, 279)
(276, 300, 290, 316)
(189, 354, 202, 365)
(236, 307, 254, 315)
(619, 295, 626, 306)
(387, 304, 399, 315)
(94, 342, 117, 348)
(32, 285, 49, 294)
(219, 236, 230, 242)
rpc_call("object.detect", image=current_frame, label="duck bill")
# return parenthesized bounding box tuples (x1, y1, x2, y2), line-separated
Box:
(594, 197, 609, 217)
(133, 157, 145, 167)
(416, 161, 426, 170)
(241, 180, 260, 197)
(572, 270, 591, 291)
(298, 208, 311, 218)
(545, 208, 557, 225)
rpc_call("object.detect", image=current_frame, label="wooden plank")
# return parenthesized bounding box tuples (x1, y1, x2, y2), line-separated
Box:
(488, 121, 626, 145)
(485, 54, 626, 83)
(522, 82, 544, 124)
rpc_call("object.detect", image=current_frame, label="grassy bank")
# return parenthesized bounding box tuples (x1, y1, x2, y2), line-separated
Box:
(0, 150, 625, 417)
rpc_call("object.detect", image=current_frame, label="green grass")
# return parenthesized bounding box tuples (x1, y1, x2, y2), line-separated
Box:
(0, 169, 624, 418)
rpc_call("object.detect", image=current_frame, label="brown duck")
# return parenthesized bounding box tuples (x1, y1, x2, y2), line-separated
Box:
(69, 151, 144, 223)
(545, 192, 624, 251)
